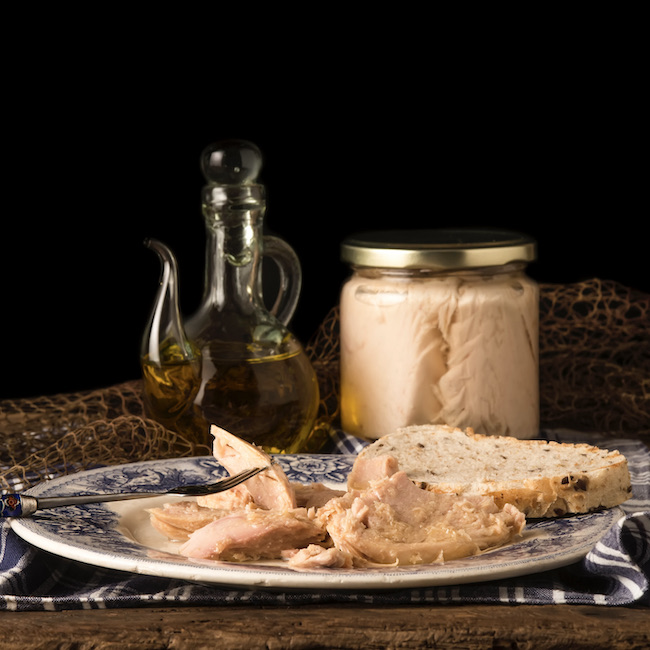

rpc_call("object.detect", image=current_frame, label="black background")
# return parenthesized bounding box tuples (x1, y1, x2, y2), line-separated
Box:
(1, 30, 647, 400)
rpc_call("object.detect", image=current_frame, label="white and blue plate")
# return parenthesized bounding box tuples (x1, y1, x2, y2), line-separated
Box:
(9, 455, 622, 590)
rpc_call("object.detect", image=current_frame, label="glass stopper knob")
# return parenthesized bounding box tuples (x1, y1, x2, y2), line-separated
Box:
(200, 139, 263, 185)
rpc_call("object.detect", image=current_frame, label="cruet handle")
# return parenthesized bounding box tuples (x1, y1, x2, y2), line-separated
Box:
(262, 236, 302, 326)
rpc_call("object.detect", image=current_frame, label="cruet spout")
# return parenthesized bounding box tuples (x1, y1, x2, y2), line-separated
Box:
(141, 238, 196, 364)
(140, 239, 204, 443)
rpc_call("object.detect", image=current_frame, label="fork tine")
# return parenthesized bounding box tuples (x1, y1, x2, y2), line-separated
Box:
(213, 465, 268, 491)
(179, 464, 270, 496)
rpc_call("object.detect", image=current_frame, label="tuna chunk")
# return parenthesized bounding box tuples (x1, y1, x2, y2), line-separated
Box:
(283, 544, 354, 569)
(179, 508, 325, 562)
(210, 424, 296, 510)
(292, 482, 347, 509)
(319, 471, 525, 566)
(346, 454, 400, 490)
(148, 500, 233, 542)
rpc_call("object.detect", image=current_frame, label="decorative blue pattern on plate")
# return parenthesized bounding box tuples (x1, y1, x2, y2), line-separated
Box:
(9, 455, 622, 590)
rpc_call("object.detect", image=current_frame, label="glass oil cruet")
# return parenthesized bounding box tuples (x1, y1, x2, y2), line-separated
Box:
(141, 139, 320, 453)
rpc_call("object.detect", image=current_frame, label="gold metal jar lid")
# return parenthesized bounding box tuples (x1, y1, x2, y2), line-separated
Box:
(340, 228, 537, 270)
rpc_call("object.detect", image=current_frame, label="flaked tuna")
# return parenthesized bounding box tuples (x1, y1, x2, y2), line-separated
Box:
(318, 471, 525, 566)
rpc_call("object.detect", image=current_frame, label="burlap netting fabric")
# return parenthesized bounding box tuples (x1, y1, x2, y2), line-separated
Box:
(1, 279, 648, 490)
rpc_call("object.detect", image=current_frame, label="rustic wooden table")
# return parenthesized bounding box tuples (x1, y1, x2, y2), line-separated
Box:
(1, 602, 649, 649)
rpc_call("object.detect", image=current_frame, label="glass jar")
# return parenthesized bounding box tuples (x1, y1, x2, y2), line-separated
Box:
(339, 229, 539, 440)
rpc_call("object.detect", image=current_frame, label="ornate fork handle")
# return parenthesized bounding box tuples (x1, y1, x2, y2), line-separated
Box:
(1, 494, 38, 517)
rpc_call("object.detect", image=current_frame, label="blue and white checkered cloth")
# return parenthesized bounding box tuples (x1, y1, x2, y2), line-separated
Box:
(1, 430, 648, 611)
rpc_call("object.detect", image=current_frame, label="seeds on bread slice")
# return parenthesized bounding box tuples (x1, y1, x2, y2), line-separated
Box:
(348, 425, 632, 518)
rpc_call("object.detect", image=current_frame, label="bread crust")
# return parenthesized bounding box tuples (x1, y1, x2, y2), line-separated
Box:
(352, 425, 632, 518)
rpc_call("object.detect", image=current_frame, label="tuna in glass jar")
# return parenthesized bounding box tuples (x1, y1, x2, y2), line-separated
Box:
(339, 229, 539, 440)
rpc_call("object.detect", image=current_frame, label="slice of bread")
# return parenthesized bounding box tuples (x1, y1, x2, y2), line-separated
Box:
(348, 425, 632, 518)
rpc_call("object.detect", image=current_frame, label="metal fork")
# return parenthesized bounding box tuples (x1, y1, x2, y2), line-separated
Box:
(0, 465, 271, 518)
